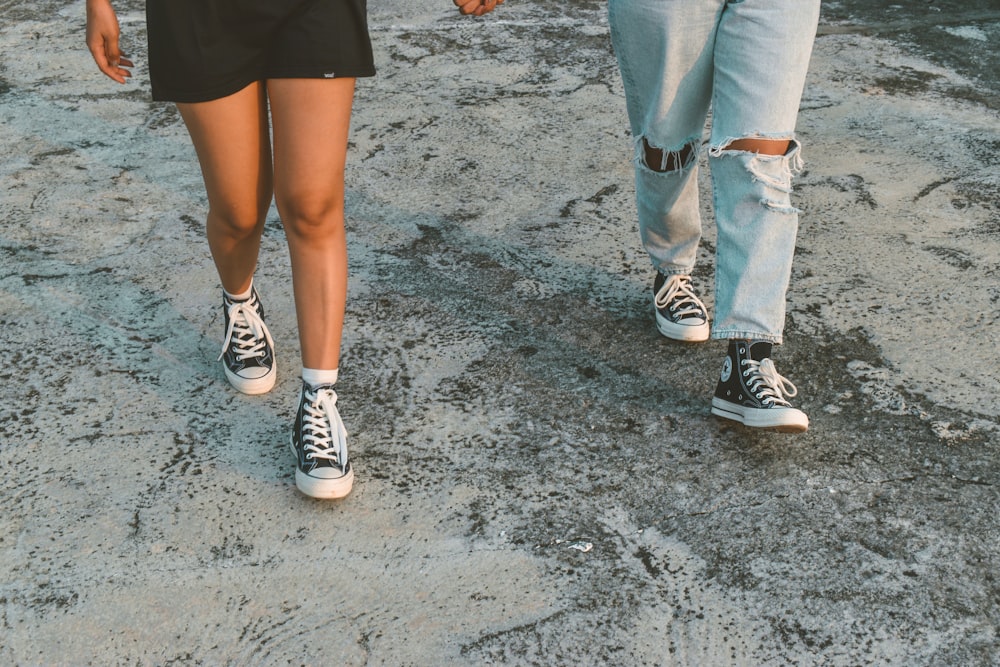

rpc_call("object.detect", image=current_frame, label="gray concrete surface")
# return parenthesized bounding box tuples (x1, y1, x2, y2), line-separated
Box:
(1, 0, 998, 664)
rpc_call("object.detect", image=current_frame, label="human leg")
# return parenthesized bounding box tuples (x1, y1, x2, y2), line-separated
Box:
(268, 77, 354, 371)
(177, 82, 273, 295)
(608, 0, 724, 341)
(608, 0, 722, 276)
(708, 140, 804, 343)
(707, 0, 821, 430)
(268, 77, 355, 498)
(708, 0, 820, 343)
(177, 82, 277, 394)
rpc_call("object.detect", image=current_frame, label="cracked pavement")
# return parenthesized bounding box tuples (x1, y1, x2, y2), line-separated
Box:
(1, 0, 998, 664)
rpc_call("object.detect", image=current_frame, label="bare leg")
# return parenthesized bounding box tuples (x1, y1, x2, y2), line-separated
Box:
(723, 137, 790, 156)
(267, 77, 355, 370)
(176, 82, 273, 295)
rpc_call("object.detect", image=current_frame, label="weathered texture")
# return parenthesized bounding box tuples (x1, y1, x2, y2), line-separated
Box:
(1, 1, 997, 665)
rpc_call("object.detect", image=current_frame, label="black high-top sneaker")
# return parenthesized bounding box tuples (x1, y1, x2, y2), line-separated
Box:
(653, 272, 710, 342)
(290, 382, 354, 499)
(218, 287, 276, 395)
(711, 340, 808, 432)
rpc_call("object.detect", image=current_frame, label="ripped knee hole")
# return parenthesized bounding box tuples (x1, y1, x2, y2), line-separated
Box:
(642, 138, 698, 172)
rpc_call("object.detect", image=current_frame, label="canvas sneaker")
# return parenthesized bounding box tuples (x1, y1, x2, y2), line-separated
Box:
(290, 382, 354, 499)
(218, 287, 276, 395)
(654, 273, 710, 342)
(711, 340, 809, 432)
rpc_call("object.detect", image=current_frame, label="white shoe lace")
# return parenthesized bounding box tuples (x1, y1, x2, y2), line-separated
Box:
(218, 298, 274, 363)
(301, 386, 349, 469)
(742, 358, 798, 407)
(654, 275, 707, 322)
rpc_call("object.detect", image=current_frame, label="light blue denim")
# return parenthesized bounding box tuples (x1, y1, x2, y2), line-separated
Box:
(608, 0, 821, 344)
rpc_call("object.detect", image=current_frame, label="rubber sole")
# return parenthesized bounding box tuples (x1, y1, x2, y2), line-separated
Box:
(295, 468, 355, 499)
(224, 365, 276, 395)
(655, 312, 710, 342)
(290, 436, 354, 499)
(711, 397, 809, 433)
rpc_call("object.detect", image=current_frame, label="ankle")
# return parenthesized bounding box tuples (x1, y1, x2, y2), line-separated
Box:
(223, 280, 254, 302)
(730, 339, 773, 361)
(302, 367, 339, 388)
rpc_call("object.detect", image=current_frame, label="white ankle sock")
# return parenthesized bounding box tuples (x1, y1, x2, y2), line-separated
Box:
(224, 281, 254, 302)
(302, 367, 338, 388)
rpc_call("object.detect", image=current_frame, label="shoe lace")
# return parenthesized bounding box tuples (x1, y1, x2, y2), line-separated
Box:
(218, 298, 274, 362)
(301, 386, 349, 469)
(742, 358, 798, 407)
(654, 275, 706, 320)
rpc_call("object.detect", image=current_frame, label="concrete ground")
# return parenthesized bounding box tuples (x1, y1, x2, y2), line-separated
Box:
(1, 0, 997, 665)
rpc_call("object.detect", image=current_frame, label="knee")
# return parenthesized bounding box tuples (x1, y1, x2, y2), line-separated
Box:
(710, 137, 804, 213)
(710, 136, 801, 163)
(710, 137, 803, 188)
(640, 137, 698, 173)
(719, 137, 791, 156)
(209, 199, 268, 239)
(277, 189, 345, 242)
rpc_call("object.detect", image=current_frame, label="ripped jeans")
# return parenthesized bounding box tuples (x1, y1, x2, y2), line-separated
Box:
(608, 0, 821, 343)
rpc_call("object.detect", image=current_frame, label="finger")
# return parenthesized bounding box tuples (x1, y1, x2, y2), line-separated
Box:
(101, 41, 131, 83)
(104, 38, 133, 82)
(455, 0, 480, 14)
(88, 34, 123, 82)
(475, 0, 500, 16)
(105, 66, 127, 83)
(106, 38, 121, 67)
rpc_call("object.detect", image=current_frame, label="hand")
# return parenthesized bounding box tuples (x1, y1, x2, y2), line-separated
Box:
(454, 0, 504, 17)
(85, 0, 133, 83)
